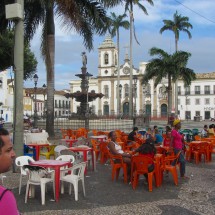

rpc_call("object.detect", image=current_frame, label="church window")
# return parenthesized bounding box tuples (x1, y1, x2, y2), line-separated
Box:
(104, 70, 108, 74)
(104, 85, 109, 98)
(124, 84, 129, 97)
(104, 53, 109, 64)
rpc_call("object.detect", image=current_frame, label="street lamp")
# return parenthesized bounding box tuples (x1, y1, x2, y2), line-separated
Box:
(133, 75, 138, 126)
(42, 84, 46, 117)
(33, 74, 38, 128)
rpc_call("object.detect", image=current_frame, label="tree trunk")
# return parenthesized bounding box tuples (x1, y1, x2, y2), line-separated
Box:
(45, 5, 55, 138)
(174, 37, 178, 115)
(129, 6, 133, 118)
(117, 29, 120, 115)
(168, 73, 172, 122)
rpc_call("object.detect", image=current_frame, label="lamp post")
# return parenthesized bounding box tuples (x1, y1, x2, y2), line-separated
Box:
(33, 74, 38, 128)
(119, 84, 122, 116)
(42, 84, 46, 117)
(133, 75, 138, 126)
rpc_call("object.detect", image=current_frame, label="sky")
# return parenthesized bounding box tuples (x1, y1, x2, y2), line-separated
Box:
(23, 0, 215, 90)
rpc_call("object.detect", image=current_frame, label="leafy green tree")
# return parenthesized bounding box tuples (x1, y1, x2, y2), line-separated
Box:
(160, 10, 193, 114)
(0, 29, 37, 80)
(0, 0, 112, 137)
(109, 12, 129, 115)
(143, 47, 196, 116)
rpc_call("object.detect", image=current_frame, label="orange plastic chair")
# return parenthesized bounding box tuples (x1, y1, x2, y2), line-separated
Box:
(99, 142, 110, 164)
(192, 142, 209, 163)
(160, 152, 181, 186)
(194, 135, 201, 141)
(131, 155, 157, 192)
(108, 152, 128, 184)
(91, 139, 100, 161)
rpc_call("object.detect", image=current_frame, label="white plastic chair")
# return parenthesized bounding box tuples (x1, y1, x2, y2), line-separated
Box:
(15, 156, 35, 194)
(56, 155, 75, 176)
(54, 145, 68, 157)
(60, 162, 87, 201)
(23, 165, 55, 205)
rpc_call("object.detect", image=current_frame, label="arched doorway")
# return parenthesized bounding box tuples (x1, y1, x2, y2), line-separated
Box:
(161, 104, 167, 117)
(123, 102, 129, 115)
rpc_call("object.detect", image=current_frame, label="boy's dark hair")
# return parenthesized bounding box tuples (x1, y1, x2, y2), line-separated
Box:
(154, 125, 158, 129)
(133, 127, 138, 132)
(204, 125, 208, 129)
(0, 128, 9, 152)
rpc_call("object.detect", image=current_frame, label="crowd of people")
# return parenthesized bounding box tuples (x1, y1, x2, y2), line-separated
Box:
(108, 119, 190, 182)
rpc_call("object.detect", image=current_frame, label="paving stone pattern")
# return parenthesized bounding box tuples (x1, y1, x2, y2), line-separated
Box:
(2, 156, 215, 215)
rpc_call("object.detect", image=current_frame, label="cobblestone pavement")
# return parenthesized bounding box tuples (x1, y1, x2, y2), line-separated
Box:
(2, 156, 215, 215)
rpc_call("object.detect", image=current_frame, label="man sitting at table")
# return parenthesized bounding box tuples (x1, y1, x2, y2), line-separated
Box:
(128, 127, 138, 145)
(0, 128, 19, 214)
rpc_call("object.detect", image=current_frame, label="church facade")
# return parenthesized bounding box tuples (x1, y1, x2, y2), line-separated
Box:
(69, 35, 215, 121)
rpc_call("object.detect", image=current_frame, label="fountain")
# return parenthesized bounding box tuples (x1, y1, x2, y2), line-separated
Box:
(64, 52, 104, 128)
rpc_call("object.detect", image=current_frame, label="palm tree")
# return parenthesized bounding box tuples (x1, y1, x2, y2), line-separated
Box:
(22, 0, 111, 137)
(101, 0, 154, 117)
(109, 12, 129, 115)
(160, 10, 193, 115)
(142, 47, 196, 117)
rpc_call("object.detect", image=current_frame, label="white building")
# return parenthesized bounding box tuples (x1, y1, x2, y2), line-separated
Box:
(69, 35, 215, 121)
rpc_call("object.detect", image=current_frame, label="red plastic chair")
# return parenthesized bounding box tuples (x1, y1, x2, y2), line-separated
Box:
(131, 155, 157, 192)
(160, 152, 181, 186)
(109, 152, 128, 184)
(99, 142, 110, 164)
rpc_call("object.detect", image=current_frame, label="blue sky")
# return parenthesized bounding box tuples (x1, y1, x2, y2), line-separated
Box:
(24, 0, 215, 90)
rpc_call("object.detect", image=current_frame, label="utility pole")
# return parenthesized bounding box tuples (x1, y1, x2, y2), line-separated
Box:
(6, 0, 24, 157)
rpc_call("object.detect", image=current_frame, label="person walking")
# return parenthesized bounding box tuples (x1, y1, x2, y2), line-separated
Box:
(170, 119, 189, 179)
(0, 128, 19, 214)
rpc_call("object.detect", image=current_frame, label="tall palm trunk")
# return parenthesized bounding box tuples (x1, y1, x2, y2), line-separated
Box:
(117, 29, 120, 115)
(174, 36, 179, 115)
(45, 4, 55, 137)
(129, 6, 133, 117)
(168, 73, 172, 117)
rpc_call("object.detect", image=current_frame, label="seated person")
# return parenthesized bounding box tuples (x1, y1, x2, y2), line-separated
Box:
(134, 138, 156, 178)
(128, 127, 138, 145)
(201, 125, 208, 138)
(154, 129, 163, 145)
(163, 131, 171, 147)
(208, 124, 215, 136)
(144, 127, 154, 140)
(108, 131, 131, 173)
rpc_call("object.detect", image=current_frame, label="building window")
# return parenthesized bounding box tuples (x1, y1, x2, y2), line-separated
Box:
(55, 100, 58, 108)
(195, 99, 200, 105)
(195, 111, 200, 116)
(104, 85, 109, 98)
(213, 85, 215, 94)
(185, 98, 190, 105)
(185, 86, 190, 95)
(59, 100, 61, 108)
(204, 85, 210, 95)
(104, 70, 108, 74)
(205, 98, 210, 105)
(66, 101, 68, 108)
(185, 111, 191, 119)
(195, 86, 200, 95)
(104, 53, 109, 64)
(62, 100, 65, 108)
(124, 84, 129, 97)
(119, 87, 122, 99)
(178, 86, 181, 95)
